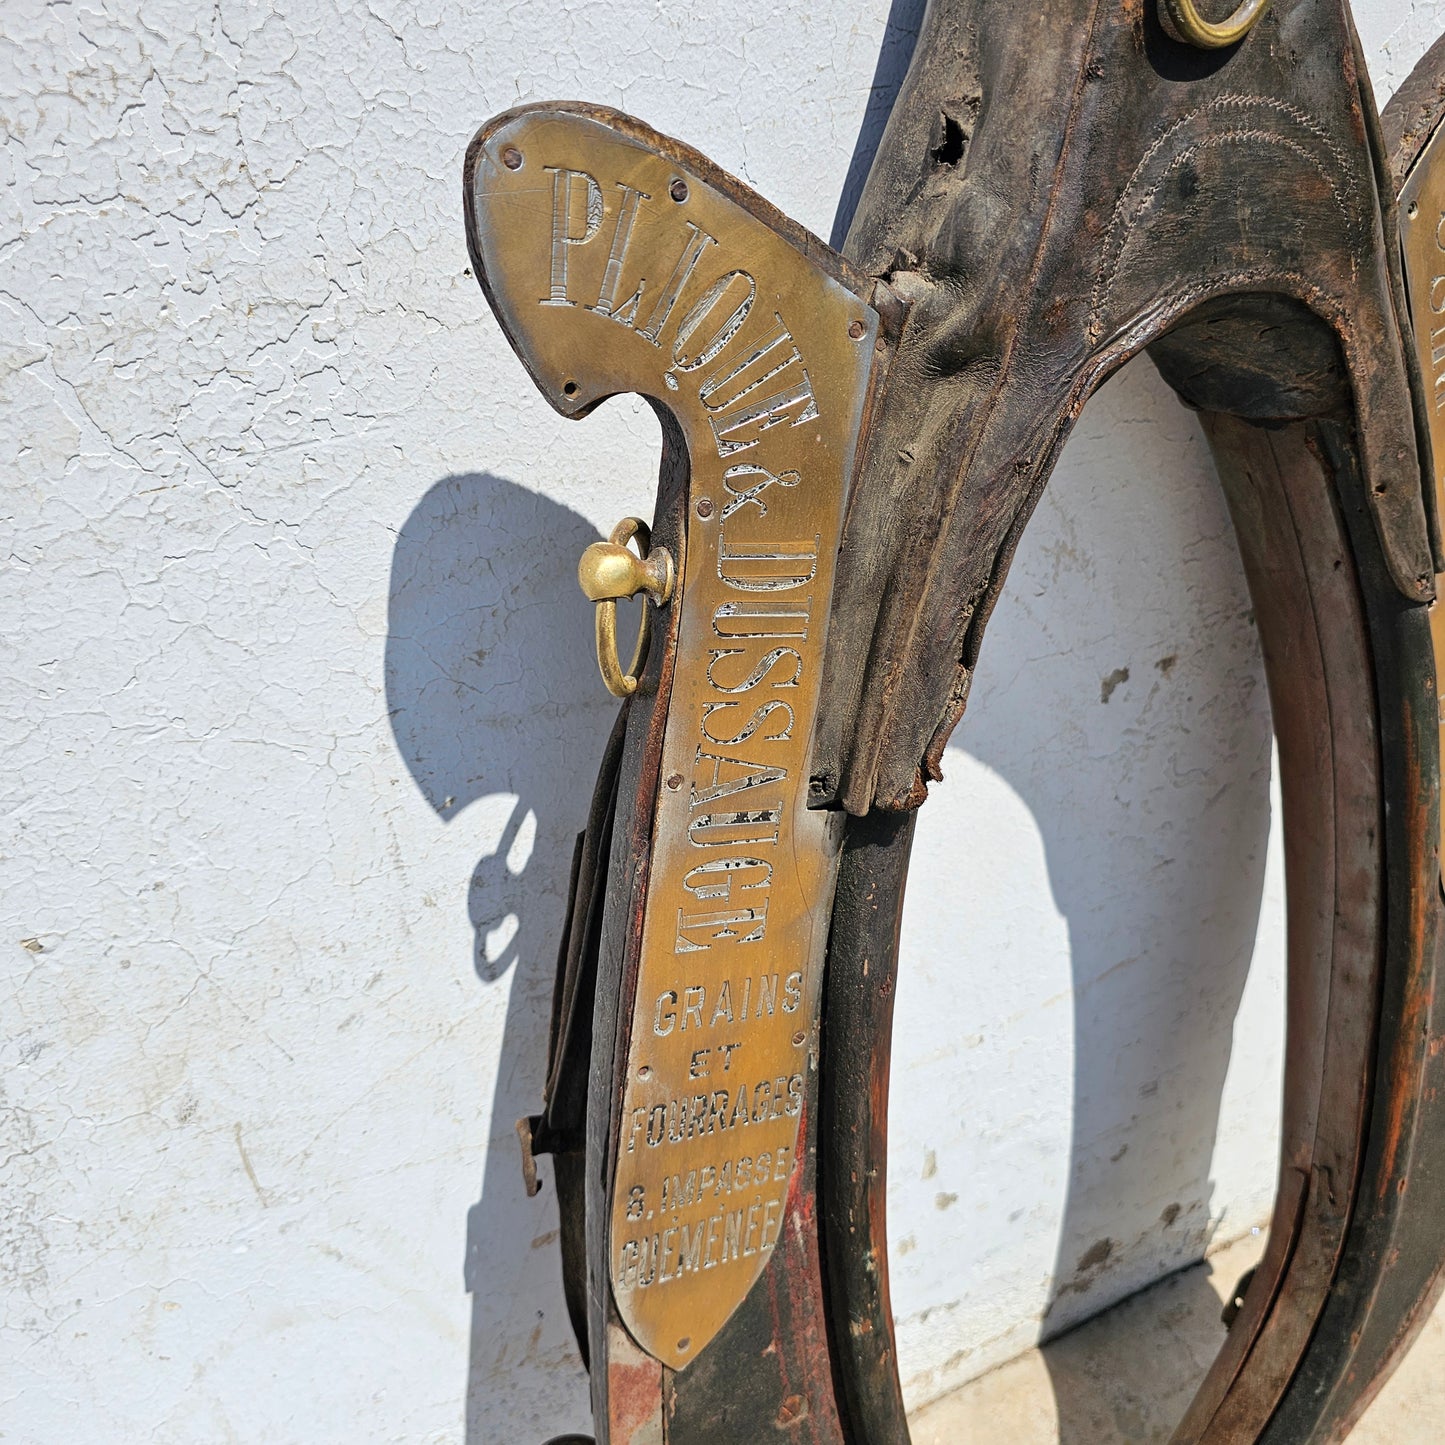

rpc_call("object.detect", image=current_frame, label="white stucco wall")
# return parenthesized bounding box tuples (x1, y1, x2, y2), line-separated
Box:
(3, 2, 1440, 1440)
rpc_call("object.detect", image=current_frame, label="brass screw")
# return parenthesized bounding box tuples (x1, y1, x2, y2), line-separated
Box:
(501, 146, 523, 171)
(666, 772, 684, 791)
(670, 177, 689, 202)
(696, 497, 714, 518)
(848, 319, 865, 340)
(792, 1030, 805, 1046)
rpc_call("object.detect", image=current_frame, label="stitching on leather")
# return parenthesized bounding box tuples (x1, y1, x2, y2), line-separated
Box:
(1092, 131, 1346, 330)
(1162, 265, 1335, 317)
(1088, 94, 1355, 336)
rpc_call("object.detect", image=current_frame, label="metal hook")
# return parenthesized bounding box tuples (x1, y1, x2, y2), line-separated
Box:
(577, 518, 675, 697)
(1159, 0, 1268, 48)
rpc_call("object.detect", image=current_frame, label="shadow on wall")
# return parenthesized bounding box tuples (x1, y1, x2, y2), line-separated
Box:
(830, 0, 927, 249)
(385, 472, 609, 1442)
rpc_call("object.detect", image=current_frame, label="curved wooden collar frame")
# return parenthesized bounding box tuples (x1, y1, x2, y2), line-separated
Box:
(462, 3, 1445, 1442)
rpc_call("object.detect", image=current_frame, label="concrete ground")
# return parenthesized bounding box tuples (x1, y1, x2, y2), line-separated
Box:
(910, 1232, 1445, 1443)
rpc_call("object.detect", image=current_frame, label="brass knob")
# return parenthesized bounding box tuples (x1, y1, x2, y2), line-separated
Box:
(1159, 0, 1268, 48)
(577, 518, 675, 697)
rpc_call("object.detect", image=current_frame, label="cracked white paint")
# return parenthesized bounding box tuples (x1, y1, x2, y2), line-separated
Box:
(1, 0, 1439, 1438)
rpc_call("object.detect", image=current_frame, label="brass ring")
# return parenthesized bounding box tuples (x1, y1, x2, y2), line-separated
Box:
(595, 518, 652, 698)
(578, 517, 675, 698)
(1159, 0, 1269, 48)
(594, 593, 652, 697)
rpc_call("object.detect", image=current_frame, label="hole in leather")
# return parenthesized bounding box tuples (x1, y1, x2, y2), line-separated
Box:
(930, 112, 966, 167)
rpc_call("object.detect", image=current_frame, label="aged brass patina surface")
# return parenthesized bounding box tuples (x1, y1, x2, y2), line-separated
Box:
(1399, 125, 1445, 875)
(467, 107, 884, 1370)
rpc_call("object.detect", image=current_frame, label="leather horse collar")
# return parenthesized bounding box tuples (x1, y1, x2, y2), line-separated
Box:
(461, 2, 1445, 1440)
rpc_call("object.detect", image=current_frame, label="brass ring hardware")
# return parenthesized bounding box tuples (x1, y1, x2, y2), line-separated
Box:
(1159, 0, 1268, 48)
(577, 517, 675, 697)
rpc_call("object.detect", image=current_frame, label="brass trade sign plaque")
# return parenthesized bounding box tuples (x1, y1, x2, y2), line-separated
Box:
(465, 105, 884, 1368)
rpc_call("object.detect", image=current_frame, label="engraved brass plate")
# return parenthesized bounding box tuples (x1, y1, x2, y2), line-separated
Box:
(1400, 123, 1445, 874)
(465, 106, 883, 1368)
